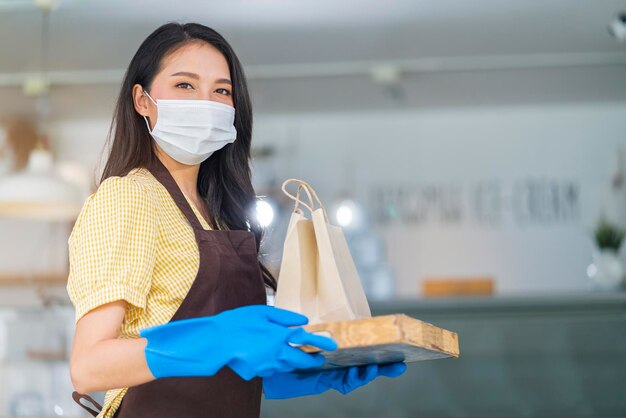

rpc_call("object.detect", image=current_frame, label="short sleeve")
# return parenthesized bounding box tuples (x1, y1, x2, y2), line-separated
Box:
(67, 175, 158, 324)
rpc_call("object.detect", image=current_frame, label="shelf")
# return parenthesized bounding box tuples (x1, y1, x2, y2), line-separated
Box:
(0, 273, 68, 286)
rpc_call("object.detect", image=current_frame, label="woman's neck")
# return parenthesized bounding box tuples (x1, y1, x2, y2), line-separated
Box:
(155, 148, 200, 200)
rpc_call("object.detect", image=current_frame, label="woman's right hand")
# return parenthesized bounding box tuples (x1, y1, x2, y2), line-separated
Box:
(139, 304, 338, 380)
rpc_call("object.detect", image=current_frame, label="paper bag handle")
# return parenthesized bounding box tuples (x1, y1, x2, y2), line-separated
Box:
(281, 178, 329, 222)
(294, 184, 315, 212)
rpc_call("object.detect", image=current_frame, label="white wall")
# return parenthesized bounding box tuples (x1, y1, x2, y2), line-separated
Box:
(2, 102, 625, 300)
(252, 103, 626, 296)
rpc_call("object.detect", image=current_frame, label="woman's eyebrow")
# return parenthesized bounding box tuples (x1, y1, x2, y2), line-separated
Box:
(169, 71, 232, 86)
(170, 71, 200, 79)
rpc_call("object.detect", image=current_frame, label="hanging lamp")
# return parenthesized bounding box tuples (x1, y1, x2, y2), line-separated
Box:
(0, 0, 83, 221)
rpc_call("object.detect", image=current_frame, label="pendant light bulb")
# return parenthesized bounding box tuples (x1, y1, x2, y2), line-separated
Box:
(34, 0, 56, 12)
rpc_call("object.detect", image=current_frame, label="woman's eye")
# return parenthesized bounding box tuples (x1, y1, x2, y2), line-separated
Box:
(176, 82, 193, 89)
(216, 88, 232, 96)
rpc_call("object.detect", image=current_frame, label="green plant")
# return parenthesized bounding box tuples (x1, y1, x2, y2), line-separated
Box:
(594, 217, 626, 251)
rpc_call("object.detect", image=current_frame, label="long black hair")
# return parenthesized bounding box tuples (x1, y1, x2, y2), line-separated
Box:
(101, 22, 276, 291)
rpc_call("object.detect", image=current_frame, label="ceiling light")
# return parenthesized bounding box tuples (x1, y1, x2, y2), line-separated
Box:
(369, 64, 401, 85)
(23, 76, 50, 96)
(333, 199, 368, 232)
(255, 198, 276, 228)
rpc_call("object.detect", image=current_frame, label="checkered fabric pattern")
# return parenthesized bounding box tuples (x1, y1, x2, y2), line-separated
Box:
(67, 167, 215, 417)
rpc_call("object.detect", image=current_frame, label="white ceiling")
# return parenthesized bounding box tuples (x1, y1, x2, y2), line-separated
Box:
(0, 0, 625, 118)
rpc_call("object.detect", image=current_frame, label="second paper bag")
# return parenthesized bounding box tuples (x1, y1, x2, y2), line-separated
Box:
(274, 179, 371, 324)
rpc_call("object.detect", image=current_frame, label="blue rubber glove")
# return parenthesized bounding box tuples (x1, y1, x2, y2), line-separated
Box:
(262, 362, 407, 399)
(139, 305, 338, 380)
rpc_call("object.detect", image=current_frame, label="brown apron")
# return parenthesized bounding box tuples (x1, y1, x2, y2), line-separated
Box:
(72, 158, 267, 418)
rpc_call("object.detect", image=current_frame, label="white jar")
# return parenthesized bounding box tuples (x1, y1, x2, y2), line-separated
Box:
(587, 249, 626, 291)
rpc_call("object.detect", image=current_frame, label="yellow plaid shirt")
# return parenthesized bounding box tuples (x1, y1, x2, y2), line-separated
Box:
(67, 167, 227, 417)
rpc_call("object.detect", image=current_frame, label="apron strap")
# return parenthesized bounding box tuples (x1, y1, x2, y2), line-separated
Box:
(72, 391, 103, 417)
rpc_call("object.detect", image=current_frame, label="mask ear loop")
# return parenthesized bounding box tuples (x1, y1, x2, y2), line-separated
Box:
(141, 87, 157, 133)
(143, 88, 157, 106)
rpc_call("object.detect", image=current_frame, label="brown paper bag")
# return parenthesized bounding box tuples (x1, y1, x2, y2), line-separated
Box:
(274, 179, 371, 324)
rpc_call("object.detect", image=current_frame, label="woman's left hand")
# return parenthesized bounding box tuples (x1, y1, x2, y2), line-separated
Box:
(262, 362, 407, 399)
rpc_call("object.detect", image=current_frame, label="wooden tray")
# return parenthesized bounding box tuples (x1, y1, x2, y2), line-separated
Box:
(295, 314, 459, 370)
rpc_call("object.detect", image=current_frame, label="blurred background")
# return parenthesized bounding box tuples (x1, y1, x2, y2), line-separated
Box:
(1, 0, 626, 417)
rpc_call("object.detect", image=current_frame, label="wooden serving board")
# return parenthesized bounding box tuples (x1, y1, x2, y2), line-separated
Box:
(295, 314, 459, 370)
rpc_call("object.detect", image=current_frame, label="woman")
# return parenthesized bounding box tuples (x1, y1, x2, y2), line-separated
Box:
(67, 22, 406, 418)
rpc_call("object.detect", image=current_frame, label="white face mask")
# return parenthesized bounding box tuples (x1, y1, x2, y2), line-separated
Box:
(142, 88, 237, 165)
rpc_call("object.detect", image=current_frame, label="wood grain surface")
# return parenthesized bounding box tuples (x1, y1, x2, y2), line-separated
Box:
(296, 314, 459, 370)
